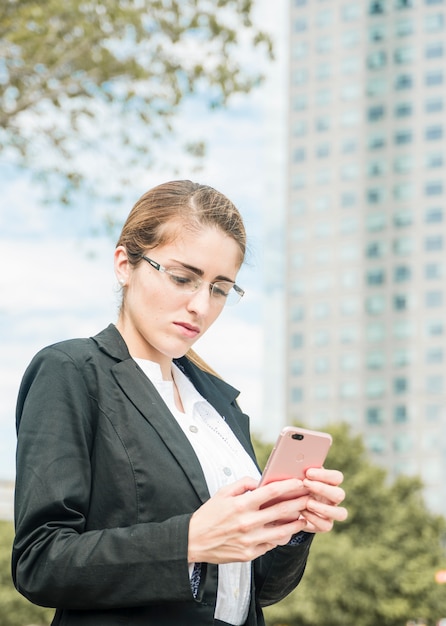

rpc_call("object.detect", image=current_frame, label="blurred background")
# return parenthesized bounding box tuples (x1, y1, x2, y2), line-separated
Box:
(1, 0, 446, 624)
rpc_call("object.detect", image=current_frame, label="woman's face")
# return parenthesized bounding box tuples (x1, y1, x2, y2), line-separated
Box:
(114, 225, 242, 371)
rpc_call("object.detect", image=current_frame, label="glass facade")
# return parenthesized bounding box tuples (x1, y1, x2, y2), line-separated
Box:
(286, 0, 446, 516)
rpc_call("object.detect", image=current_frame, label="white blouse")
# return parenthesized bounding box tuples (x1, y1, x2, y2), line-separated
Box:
(134, 358, 261, 626)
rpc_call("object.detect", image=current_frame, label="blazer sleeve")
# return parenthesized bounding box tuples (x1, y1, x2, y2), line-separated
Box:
(254, 534, 314, 607)
(12, 346, 196, 610)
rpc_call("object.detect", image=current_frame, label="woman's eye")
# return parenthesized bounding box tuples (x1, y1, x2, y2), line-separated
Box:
(171, 273, 193, 286)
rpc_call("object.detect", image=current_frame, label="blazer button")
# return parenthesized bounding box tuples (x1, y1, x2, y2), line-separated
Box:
(189, 425, 199, 433)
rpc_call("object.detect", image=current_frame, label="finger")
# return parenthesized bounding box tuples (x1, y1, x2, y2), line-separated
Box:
(303, 481, 346, 506)
(305, 467, 344, 486)
(305, 498, 349, 522)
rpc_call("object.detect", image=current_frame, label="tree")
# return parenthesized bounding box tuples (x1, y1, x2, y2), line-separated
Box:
(0, 521, 53, 626)
(0, 0, 272, 204)
(253, 424, 446, 626)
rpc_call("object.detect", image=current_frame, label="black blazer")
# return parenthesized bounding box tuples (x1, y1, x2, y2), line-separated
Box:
(12, 324, 312, 626)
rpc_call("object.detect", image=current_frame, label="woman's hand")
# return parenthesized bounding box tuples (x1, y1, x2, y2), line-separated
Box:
(299, 467, 348, 533)
(188, 476, 311, 565)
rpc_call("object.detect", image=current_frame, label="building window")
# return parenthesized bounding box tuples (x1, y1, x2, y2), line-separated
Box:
(314, 357, 330, 374)
(294, 95, 308, 112)
(395, 74, 413, 90)
(394, 102, 413, 118)
(425, 291, 444, 307)
(426, 347, 444, 363)
(341, 192, 358, 207)
(393, 377, 409, 395)
(341, 353, 359, 370)
(291, 359, 304, 376)
(394, 348, 412, 367)
(394, 154, 414, 172)
(366, 268, 386, 285)
(393, 237, 415, 255)
(394, 319, 414, 339)
(343, 4, 362, 20)
(367, 187, 385, 204)
(425, 181, 444, 195)
(367, 322, 385, 342)
(366, 407, 384, 424)
(394, 129, 413, 144)
(367, 77, 388, 97)
(368, 105, 385, 122)
(366, 212, 386, 232)
(292, 333, 304, 349)
(425, 207, 443, 222)
(366, 378, 386, 398)
(394, 209, 413, 227)
(340, 326, 359, 344)
(369, 0, 386, 14)
(395, 18, 414, 37)
(425, 125, 443, 140)
(291, 387, 304, 403)
(394, 405, 408, 423)
(425, 13, 445, 33)
(366, 295, 386, 315)
(425, 319, 444, 336)
(425, 153, 444, 169)
(366, 240, 386, 258)
(395, 0, 414, 8)
(342, 30, 361, 48)
(394, 265, 412, 282)
(425, 41, 444, 58)
(425, 262, 444, 279)
(294, 18, 308, 32)
(368, 50, 387, 69)
(425, 235, 444, 250)
(368, 160, 386, 177)
(394, 182, 414, 200)
(368, 133, 386, 150)
(394, 293, 410, 310)
(426, 405, 442, 421)
(369, 24, 386, 42)
(316, 116, 331, 132)
(293, 42, 309, 60)
(425, 97, 444, 112)
(394, 46, 415, 64)
(426, 70, 444, 86)
(293, 148, 306, 162)
(367, 351, 385, 369)
(426, 375, 444, 394)
(367, 434, 386, 454)
(393, 433, 413, 452)
(316, 143, 330, 158)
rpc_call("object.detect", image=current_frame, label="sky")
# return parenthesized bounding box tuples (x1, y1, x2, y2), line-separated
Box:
(0, 0, 287, 480)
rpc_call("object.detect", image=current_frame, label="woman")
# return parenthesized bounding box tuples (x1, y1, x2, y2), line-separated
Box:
(12, 180, 347, 626)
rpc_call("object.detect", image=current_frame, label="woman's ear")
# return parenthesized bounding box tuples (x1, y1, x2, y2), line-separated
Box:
(114, 246, 131, 287)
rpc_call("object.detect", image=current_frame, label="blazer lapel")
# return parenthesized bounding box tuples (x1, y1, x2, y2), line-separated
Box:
(111, 358, 211, 503)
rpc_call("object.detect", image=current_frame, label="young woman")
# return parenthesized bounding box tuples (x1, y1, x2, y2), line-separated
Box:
(12, 180, 347, 626)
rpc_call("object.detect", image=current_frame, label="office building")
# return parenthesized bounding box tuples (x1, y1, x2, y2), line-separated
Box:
(285, 0, 446, 515)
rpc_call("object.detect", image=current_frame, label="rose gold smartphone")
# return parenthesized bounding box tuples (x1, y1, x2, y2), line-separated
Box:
(259, 426, 332, 488)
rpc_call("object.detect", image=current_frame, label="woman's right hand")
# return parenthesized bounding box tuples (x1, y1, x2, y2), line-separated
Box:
(187, 477, 309, 564)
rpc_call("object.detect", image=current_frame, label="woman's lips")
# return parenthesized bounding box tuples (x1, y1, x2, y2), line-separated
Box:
(173, 322, 200, 338)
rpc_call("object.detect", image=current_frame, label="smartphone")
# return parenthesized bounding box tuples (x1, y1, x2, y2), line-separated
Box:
(259, 426, 332, 488)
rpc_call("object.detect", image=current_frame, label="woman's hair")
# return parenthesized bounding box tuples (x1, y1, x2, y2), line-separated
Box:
(116, 180, 247, 376)
(116, 180, 246, 265)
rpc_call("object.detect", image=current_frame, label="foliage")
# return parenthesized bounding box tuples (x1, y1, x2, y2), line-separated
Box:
(0, 521, 53, 626)
(0, 0, 272, 203)
(253, 424, 446, 626)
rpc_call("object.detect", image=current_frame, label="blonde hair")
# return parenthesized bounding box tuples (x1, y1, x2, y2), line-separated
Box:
(116, 180, 246, 376)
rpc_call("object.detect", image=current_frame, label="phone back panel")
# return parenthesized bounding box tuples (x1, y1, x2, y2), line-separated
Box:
(260, 426, 332, 485)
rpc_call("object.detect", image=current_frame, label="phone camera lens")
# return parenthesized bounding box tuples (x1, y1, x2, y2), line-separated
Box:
(292, 433, 304, 440)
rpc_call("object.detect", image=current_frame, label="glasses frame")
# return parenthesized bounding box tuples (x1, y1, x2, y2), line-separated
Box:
(140, 255, 245, 306)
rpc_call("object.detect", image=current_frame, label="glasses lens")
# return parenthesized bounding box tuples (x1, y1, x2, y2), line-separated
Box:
(167, 268, 200, 291)
(212, 282, 243, 306)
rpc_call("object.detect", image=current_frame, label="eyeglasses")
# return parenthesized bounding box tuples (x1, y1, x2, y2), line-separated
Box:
(141, 256, 245, 307)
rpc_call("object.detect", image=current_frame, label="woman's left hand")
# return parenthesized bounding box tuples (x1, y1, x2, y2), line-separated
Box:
(299, 467, 348, 533)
